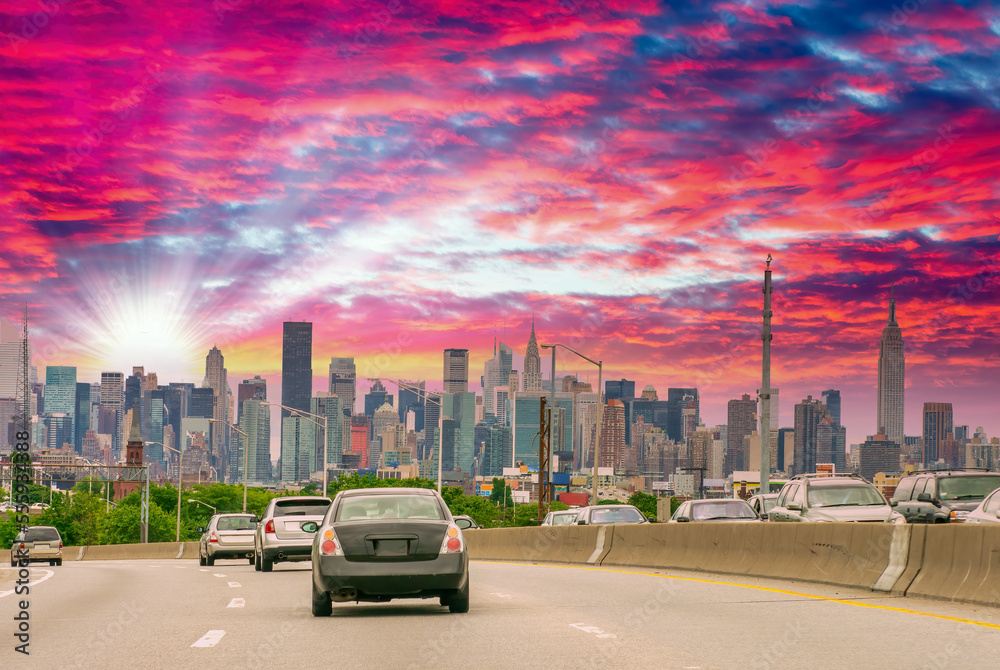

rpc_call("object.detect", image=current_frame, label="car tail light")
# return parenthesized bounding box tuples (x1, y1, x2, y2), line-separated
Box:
(319, 528, 343, 556)
(19, 543, 25, 550)
(209, 532, 218, 543)
(439, 524, 464, 554)
(59, 542, 63, 549)
(265, 519, 275, 534)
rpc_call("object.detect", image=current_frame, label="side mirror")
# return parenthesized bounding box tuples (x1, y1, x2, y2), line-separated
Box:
(676, 516, 690, 523)
(889, 500, 898, 507)
(196, 527, 204, 534)
(917, 493, 931, 502)
(301, 521, 319, 533)
(787, 502, 802, 511)
(576, 518, 587, 525)
(647, 516, 656, 523)
(455, 518, 474, 530)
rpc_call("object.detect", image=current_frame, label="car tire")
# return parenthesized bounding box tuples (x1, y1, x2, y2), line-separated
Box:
(55, 559, 62, 567)
(254, 551, 261, 571)
(261, 556, 273, 572)
(206, 555, 215, 567)
(9, 559, 15, 567)
(248, 555, 255, 565)
(311, 580, 332, 617)
(199, 552, 206, 566)
(446, 580, 470, 614)
(50, 560, 56, 566)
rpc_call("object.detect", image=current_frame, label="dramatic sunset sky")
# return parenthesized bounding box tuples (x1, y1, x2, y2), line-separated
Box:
(1, 0, 998, 448)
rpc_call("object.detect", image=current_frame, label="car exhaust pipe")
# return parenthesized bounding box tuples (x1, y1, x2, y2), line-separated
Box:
(330, 588, 357, 602)
(277, 552, 286, 559)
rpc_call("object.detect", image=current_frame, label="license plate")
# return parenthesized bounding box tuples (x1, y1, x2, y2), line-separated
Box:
(284, 521, 305, 532)
(34, 544, 49, 550)
(374, 540, 409, 557)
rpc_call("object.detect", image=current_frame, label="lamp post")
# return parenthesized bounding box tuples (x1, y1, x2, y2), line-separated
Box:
(160, 443, 183, 542)
(208, 419, 250, 513)
(259, 402, 328, 495)
(188, 498, 217, 515)
(541, 343, 603, 506)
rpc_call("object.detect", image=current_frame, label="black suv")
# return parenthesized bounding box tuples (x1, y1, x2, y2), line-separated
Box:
(890, 469, 1000, 523)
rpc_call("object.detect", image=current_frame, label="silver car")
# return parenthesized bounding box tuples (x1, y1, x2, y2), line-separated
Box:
(199, 513, 258, 566)
(964, 486, 1000, 524)
(255, 496, 332, 572)
(540, 510, 581, 526)
(11, 526, 63, 566)
(574, 504, 652, 525)
(770, 474, 905, 523)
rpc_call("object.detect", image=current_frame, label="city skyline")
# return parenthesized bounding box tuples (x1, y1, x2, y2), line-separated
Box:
(1, 1, 998, 451)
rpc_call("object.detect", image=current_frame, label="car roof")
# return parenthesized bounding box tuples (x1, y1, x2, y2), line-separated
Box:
(339, 487, 437, 497)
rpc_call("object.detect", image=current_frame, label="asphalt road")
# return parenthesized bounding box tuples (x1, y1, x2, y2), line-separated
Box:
(3, 558, 1000, 669)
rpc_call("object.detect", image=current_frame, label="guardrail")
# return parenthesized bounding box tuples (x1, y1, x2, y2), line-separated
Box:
(464, 523, 1000, 608)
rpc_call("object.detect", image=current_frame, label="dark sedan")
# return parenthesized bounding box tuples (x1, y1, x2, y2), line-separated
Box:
(305, 487, 469, 616)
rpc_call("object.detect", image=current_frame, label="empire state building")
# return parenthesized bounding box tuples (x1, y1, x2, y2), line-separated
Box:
(877, 288, 905, 445)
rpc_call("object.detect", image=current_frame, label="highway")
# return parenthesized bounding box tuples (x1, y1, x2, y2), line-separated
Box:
(3, 559, 1000, 669)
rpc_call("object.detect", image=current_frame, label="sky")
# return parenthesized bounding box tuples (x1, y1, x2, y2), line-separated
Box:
(1, 0, 998, 450)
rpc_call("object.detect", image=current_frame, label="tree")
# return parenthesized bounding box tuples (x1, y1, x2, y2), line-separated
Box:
(627, 492, 658, 519)
(488, 477, 513, 507)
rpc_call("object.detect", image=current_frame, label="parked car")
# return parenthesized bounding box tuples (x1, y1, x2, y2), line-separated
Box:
(769, 474, 904, 523)
(453, 514, 479, 530)
(255, 496, 333, 572)
(669, 499, 760, 522)
(890, 469, 1000, 523)
(199, 513, 258, 566)
(29, 502, 51, 512)
(11, 526, 63, 567)
(574, 504, 652, 525)
(305, 487, 469, 616)
(746, 493, 779, 519)
(540, 510, 581, 526)
(963, 486, 1000, 524)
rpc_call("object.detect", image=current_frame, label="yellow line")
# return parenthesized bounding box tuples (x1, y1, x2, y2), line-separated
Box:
(474, 561, 1000, 631)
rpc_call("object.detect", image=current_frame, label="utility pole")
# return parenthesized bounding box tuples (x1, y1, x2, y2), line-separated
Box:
(537, 397, 550, 522)
(760, 254, 774, 496)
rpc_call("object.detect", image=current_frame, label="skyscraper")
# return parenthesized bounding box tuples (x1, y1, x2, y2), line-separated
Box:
(605, 379, 636, 401)
(44, 366, 77, 445)
(328, 357, 356, 416)
(667, 388, 699, 443)
(397, 381, 425, 432)
(725, 394, 756, 474)
(205, 346, 229, 477)
(877, 288, 905, 445)
(100, 372, 124, 458)
(75, 382, 91, 454)
(922, 402, 954, 466)
(482, 341, 512, 417)
(522, 321, 542, 392)
(237, 375, 267, 426)
(240, 398, 271, 483)
(281, 322, 313, 415)
(443, 349, 470, 394)
(793, 395, 829, 475)
(0, 316, 35, 398)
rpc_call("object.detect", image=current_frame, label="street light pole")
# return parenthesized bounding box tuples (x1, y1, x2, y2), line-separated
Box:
(161, 444, 183, 542)
(542, 343, 603, 506)
(260, 402, 329, 495)
(209, 419, 250, 512)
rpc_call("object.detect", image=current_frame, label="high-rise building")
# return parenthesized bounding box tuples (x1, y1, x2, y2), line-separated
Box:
(922, 402, 954, 466)
(599, 399, 627, 471)
(667, 388, 699, 443)
(364, 380, 392, 428)
(328, 358, 356, 416)
(522, 322, 542, 392)
(443, 349, 470, 394)
(858, 432, 901, 482)
(74, 382, 91, 454)
(237, 376, 267, 426)
(280, 415, 315, 483)
(282, 321, 313, 416)
(877, 288, 905, 444)
(725, 394, 756, 474)
(397, 381, 425, 432)
(641, 385, 658, 401)
(311, 392, 343, 470)
(190, 387, 214, 418)
(44, 366, 77, 447)
(148, 388, 166, 464)
(240, 398, 271, 483)
(0, 316, 35, 399)
(441, 392, 476, 474)
(100, 372, 124, 458)
(821, 389, 841, 425)
(482, 341, 513, 417)
(605, 379, 635, 402)
(793, 395, 829, 475)
(205, 346, 229, 477)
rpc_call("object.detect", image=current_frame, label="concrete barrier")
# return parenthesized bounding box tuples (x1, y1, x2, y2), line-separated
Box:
(466, 526, 605, 564)
(907, 525, 1000, 606)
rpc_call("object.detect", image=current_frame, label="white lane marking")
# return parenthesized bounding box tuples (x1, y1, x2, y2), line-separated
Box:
(227, 582, 241, 588)
(570, 623, 617, 639)
(212, 573, 226, 577)
(191, 630, 226, 647)
(227, 598, 246, 608)
(0, 569, 55, 599)
(490, 592, 513, 599)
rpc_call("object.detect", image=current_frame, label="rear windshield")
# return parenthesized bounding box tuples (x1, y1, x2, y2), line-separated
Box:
(691, 501, 757, 520)
(589, 507, 644, 524)
(808, 484, 884, 507)
(336, 495, 444, 522)
(22, 527, 61, 542)
(938, 476, 1000, 501)
(217, 516, 257, 531)
(273, 499, 331, 517)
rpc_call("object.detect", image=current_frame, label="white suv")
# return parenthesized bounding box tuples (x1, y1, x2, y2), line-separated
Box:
(255, 496, 332, 572)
